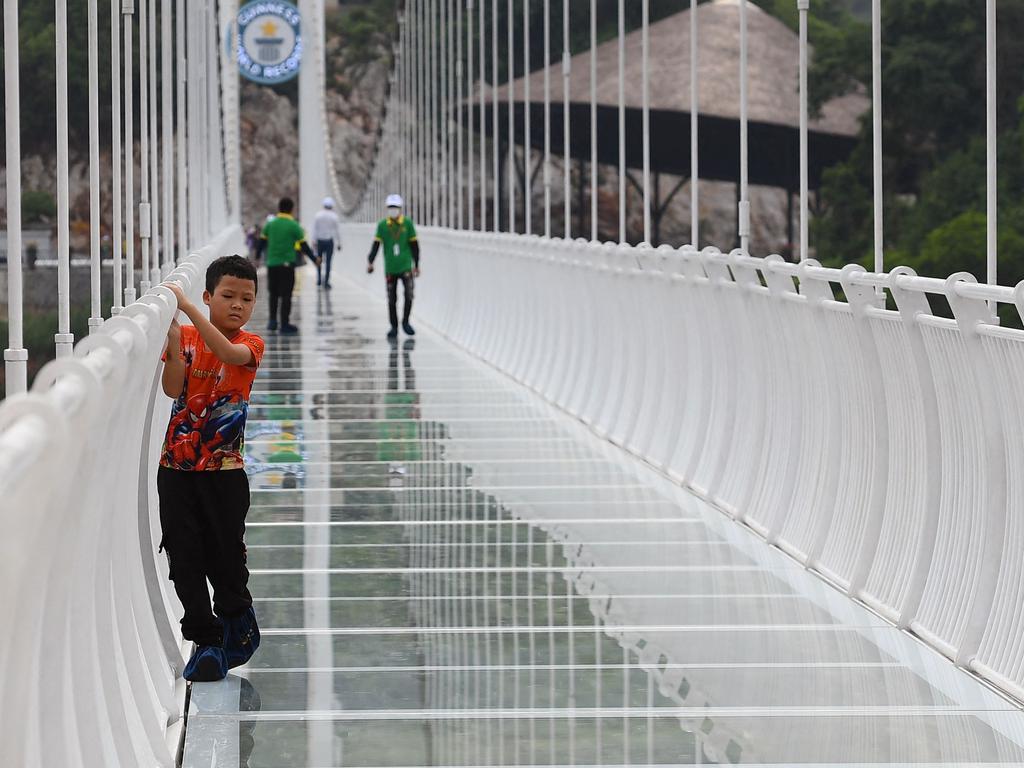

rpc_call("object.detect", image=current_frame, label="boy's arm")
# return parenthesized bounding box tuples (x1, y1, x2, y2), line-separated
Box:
(161, 318, 187, 398)
(166, 283, 255, 367)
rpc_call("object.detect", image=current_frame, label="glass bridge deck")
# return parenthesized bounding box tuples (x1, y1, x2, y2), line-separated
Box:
(181, 274, 1024, 767)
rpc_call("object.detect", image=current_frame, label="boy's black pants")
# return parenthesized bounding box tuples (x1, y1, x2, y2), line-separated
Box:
(268, 264, 295, 326)
(386, 271, 415, 328)
(158, 466, 252, 646)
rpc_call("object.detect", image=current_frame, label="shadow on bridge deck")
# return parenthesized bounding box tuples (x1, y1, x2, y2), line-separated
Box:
(182, 269, 1024, 766)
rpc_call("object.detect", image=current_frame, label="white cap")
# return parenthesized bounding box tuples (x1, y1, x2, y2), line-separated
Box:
(385, 193, 404, 208)
(322, 196, 335, 209)
(265, 214, 275, 221)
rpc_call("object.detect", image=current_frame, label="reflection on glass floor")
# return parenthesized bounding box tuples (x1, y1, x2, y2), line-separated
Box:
(182, 275, 1024, 767)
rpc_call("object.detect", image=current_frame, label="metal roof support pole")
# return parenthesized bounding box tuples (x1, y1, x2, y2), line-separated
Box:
(111, 0, 124, 312)
(508, 0, 516, 233)
(139, 0, 151, 292)
(176, 0, 187, 261)
(871, 0, 883, 291)
(88, 0, 103, 334)
(641, 0, 650, 244)
(562, 0, 571, 239)
(544, 0, 552, 237)
(468, 0, 476, 229)
(590, 0, 597, 242)
(690, 0, 699, 247)
(524, 0, 532, 235)
(148, 0, 160, 286)
(738, 0, 750, 254)
(4, 0, 29, 393)
(55, 0, 75, 357)
(798, 0, 809, 262)
(479, 0, 487, 229)
(161, 0, 173, 271)
(986, 0, 997, 312)
(617, 0, 625, 243)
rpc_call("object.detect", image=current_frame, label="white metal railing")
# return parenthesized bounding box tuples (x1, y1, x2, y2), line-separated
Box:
(0, 226, 244, 766)
(341, 223, 1024, 705)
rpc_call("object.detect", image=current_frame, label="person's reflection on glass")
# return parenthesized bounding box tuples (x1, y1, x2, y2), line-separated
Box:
(238, 675, 263, 767)
(316, 286, 334, 332)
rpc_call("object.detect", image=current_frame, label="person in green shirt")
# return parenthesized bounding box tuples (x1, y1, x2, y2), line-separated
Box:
(366, 194, 421, 339)
(257, 197, 317, 334)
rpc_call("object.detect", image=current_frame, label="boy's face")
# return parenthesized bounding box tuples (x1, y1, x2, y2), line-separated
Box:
(204, 275, 257, 333)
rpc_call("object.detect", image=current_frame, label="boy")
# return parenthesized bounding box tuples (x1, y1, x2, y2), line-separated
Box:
(159, 255, 265, 682)
(367, 193, 420, 339)
(257, 197, 317, 334)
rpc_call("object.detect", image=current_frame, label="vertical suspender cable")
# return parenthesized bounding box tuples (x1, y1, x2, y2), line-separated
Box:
(176, 0, 188, 259)
(161, 0, 173, 270)
(88, 0, 103, 333)
(562, 0, 570, 239)
(508, 0, 516, 232)
(468, 0, 475, 229)
(111, 0, 124, 313)
(139, 0, 151, 291)
(690, 0, 698, 246)
(738, 0, 750, 253)
(432, 0, 439, 224)
(798, 0, 809, 261)
(641, 0, 650, 244)
(55, 0, 74, 357)
(149, 0, 160, 284)
(524, 0, 532, 235)
(590, 0, 596, 241)
(543, 0, 551, 237)
(871, 0, 883, 280)
(479, 0, 487, 228)
(492, 0, 499, 230)
(448, 0, 455, 227)
(986, 0, 997, 306)
(4, 0, 29, 392)
(124, 1, 136, 305)
(456, 1, 464, 229)
(617, 0, 625, 243)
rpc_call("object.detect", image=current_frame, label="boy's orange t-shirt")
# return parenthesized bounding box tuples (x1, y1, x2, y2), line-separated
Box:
(161, 325, 265, 471)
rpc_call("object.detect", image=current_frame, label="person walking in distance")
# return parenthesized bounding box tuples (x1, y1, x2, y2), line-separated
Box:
(312, 197, 342, 289)
(367, 194, 420, 339)
(256, 197, 317, 334)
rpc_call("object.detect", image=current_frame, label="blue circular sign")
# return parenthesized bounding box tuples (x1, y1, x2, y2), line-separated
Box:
(237, 1, 302, 85)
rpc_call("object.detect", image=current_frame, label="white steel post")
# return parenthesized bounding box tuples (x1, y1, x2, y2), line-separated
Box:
(562, 0, 570, 239)
(149, 0, 160, 285)
(55, 0, 75, 357)
(690, 0, 698, 246)
(162, 0, 173, 271)
(871, 0, 883, 280)
(4, 0, 29, 393)
(590, 0, 597, 241)
(88, 0, 103, 333)
(544, 0, 551, 237)
(139, 0, 151, 292)
(641, 0, 650, 243)
(177, 0, 188, 260)
(524, 0, 532, 234)
(508, 0, 515, 232)
(738, 0, 750, 253)
(491, 0, 499, 231)
(111, 0, 124, 314)
(798, 0, 809, 261)
(617, 0, 625, 243)
(986, 0, 997, 306)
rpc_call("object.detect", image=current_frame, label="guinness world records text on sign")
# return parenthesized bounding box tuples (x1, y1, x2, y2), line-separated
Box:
(237, 0, 302, 85)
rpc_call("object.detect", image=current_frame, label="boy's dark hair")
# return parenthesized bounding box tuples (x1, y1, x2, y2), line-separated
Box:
(278, 197, 294, 214)
(206, 254, 258, 294)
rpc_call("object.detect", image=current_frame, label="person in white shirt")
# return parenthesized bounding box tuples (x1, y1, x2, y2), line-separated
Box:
(312, 197, 342, 288)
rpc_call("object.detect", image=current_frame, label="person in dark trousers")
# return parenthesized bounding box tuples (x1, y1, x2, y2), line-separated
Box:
(159, 255, 265, 682)
(312, 196, 342, 288)
(367, 194, 420, 339)
(256, 197, 317, 334)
